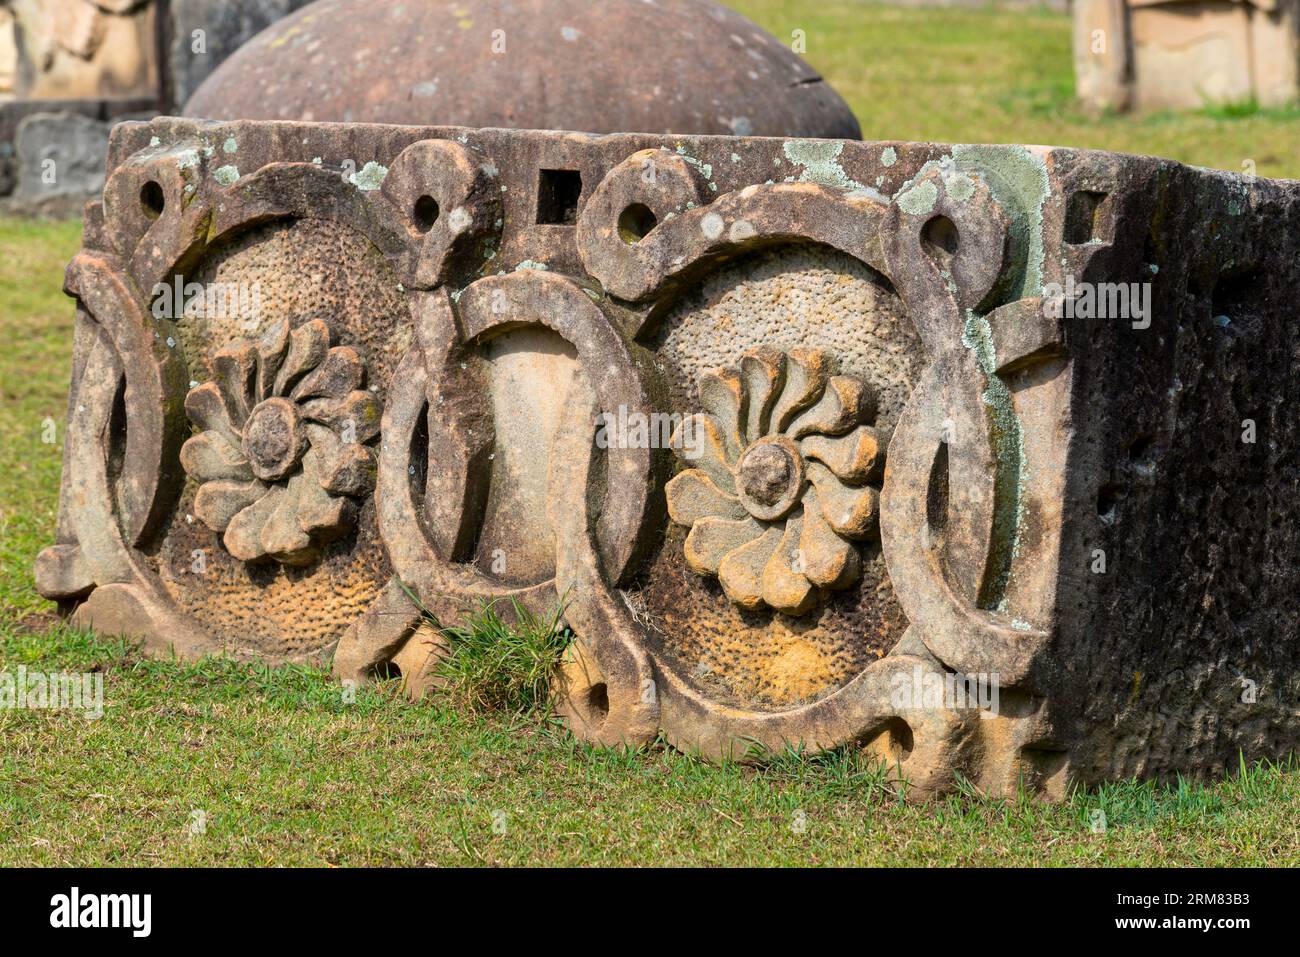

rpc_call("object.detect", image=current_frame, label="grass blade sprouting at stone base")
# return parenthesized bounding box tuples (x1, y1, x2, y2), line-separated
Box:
(396, 581, 571, 717)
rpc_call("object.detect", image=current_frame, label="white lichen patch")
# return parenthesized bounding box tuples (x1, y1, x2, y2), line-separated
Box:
(781, 139, 866, 191)
(728, 219, 756, 242)
(896, 179, 938, 216)
(214, 165, 241, 186)
(348, 161, 388, 191)
(447, 206, 472, 232)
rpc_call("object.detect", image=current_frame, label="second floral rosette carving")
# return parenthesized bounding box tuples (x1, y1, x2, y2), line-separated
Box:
(665, 346, 886, 616)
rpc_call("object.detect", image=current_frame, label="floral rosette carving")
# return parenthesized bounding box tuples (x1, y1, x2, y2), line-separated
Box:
(180, 319, 382, 566)
(665, 347, 885, 615)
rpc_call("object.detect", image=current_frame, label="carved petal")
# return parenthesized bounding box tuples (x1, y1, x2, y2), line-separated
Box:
(786, 375, 874, 439)
(741, 347, 786, 444)
(180, 430, 252, 483)
(683, 515, 763, 575)
(257, 474, 317, 565)
(296, 452, 356, 537)
(670, 413, 735, 493)
(799, 487, 862, 589)
(761, 517, 817, 614)
(224, 486, 283, 562)
(309, 424, 377, 497)
(185, 382, 242, 446)
(800, 426, 883, 483)
(193, 479, 267, 532)
(212, 340, 258, 425)
(256, 321, 291, 401)
(769, 349, 836, 434)
(808, 462, 879, 540)
(291, 346, 365, 402)
(300, 389, 382, 443)
(665, 468, 746, 526)
(273, 319, 331, 397)
(698, 368, 746, 460)
(717, 526, 782, 610)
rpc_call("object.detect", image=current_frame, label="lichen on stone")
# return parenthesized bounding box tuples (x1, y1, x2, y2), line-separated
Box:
(348, 160, 389, 191)
(782, 139, 866, 191)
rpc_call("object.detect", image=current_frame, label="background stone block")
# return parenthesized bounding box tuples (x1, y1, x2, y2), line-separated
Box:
(1074, 0, 1300, 111)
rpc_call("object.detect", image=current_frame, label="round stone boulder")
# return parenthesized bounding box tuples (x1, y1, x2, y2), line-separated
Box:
(184, 0, 861, 139)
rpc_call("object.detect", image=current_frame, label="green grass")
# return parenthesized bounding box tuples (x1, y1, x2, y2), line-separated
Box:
(3, 623, 1297, 865)
(3, 4, 1300, 865)
(0, 215, 82, 622)
(427, 595, 571, 716)
(732, 0, 1300, 180)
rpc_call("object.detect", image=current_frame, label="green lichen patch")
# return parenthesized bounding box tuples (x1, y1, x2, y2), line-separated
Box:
(782, 139, 867, 191)
(952, 144, 1050, 299)
(348, 161, 389, 191)
(961, 310, 1027, 609)
(896, 179, 938, 216)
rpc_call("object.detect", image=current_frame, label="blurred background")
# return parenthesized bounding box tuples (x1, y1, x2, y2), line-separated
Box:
(727, 0, 1296, 178)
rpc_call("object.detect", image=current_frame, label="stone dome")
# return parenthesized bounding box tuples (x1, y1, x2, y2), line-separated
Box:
(183, 0, 861, 139)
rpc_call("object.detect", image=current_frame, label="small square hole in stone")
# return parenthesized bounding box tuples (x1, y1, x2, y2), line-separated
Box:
(1064, 190, 1108, 245)
(536, 168, 582, 225)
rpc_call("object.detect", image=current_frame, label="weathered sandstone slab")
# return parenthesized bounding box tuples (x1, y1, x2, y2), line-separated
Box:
(36, 117, 1300, 797)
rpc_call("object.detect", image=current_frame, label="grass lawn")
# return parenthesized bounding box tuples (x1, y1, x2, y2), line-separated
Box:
(738, 0, 1300, 180)
(2, 4, 1299, 866)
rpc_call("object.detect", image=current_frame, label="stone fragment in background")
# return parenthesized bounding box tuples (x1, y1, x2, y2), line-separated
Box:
(1074, 0, 1300, 111)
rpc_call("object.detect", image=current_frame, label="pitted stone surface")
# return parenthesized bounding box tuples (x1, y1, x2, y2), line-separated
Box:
(652, 244, 924, 446)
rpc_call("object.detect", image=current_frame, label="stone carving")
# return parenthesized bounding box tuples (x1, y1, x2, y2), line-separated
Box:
(0, 0, 314, 208)
(0, 8, 15, 98)
(181, 319, 380, 566)
(6, 0, 158, 100)
(35, 118, 1300, 801)
(1075, 0, 1300, 110)
(665, 347, 883, 615)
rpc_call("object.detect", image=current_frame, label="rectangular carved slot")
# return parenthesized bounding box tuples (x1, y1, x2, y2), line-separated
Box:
(536, 168, 582, 225)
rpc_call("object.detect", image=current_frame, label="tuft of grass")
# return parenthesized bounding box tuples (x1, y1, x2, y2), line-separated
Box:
(421, 594, 570, 717)
(741, 740, 900, 804)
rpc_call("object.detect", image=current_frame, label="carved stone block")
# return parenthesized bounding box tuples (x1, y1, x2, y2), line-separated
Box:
(37, 118, 1300, 797)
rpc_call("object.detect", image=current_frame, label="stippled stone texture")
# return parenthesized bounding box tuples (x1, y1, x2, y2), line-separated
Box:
(36, 117, 1300, 799)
